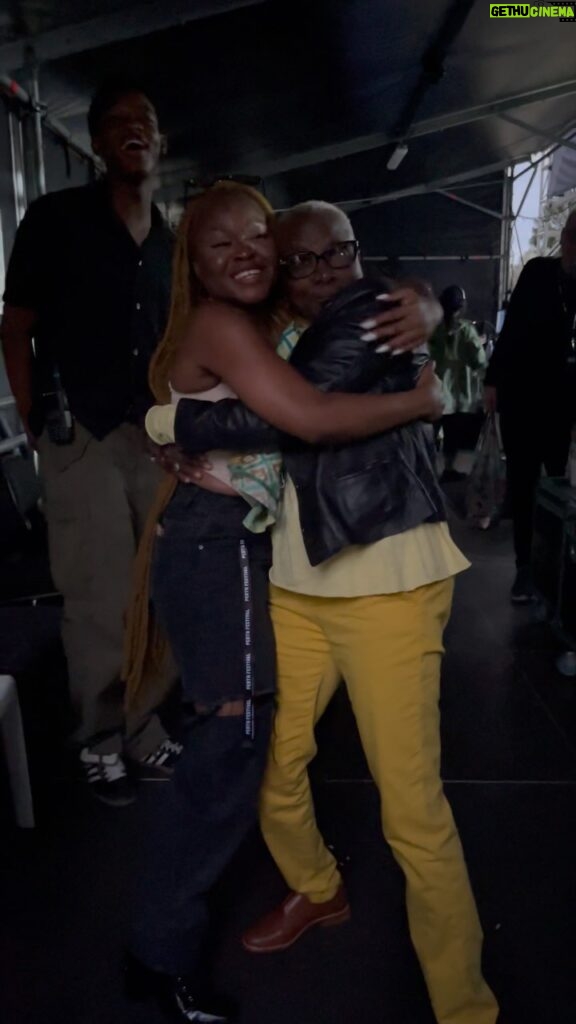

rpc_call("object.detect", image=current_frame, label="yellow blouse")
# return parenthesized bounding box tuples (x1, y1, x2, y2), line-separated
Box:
(270, 478, 469, 597)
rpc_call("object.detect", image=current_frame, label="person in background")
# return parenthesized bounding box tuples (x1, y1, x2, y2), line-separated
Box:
(484, 209, 576, 603)
(430, 284, 487, 482)
(0, 81, 179, 805)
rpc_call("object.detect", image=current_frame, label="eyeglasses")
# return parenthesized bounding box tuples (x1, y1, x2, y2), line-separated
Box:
(280, 240, 360, 280)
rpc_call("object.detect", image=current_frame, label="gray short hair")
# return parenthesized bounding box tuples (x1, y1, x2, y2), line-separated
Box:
(276, 200, 353, 234)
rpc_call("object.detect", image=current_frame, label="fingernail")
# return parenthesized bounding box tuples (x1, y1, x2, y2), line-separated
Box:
(392, 348, 405, 356)
(193, 471, 203, 480)
(360, 318, 376, 329)
(376, 293, 390, 301)
(181, 476, 192, 484)
(361, 331, 377, 341)
(375, 343, 390, 353)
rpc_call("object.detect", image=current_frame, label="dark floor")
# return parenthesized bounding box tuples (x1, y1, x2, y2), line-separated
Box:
(1, 494, 576, 1024)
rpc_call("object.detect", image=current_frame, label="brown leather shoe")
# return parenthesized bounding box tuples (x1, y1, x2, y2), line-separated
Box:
(242, 886, 350, 953)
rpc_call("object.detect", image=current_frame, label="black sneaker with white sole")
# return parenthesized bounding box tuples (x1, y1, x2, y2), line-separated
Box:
(173, 976, 233, 1023)
(80, 748, 136, 806)
(124, 954, 235, 1022)
(136, 738, 183, 780)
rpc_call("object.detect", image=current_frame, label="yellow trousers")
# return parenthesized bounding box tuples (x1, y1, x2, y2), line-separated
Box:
(262, 579, 499, 1024)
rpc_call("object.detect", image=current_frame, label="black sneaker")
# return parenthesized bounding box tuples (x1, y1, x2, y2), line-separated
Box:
(173, 977, 232, 1023)
(136, 738, 183, 780)
(80, 748, 136, 806)
(124, 954, 234, 1022)
(510, 566, 534, 605)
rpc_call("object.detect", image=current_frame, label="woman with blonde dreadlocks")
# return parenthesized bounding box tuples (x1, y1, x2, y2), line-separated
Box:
(126, 182, 443, 1024)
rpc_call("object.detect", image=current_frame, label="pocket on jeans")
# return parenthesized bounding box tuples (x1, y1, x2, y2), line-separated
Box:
(151, 520, 206, 601)
(156, 515, 210, 540)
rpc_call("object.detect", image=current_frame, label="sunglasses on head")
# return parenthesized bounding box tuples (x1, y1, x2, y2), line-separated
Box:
(186, 173, 264, 194)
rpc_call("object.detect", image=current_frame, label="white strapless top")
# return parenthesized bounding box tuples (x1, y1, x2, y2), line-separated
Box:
(169, 381, 235, 404)
(170, 381, 237, 490)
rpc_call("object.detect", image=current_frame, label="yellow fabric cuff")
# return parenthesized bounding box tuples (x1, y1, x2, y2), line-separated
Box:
(145, 404, 176, 445)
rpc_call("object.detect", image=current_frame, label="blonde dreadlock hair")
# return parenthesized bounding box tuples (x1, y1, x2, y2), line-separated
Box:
(149, 180, 276, 404)
(123, 181, 277, 709)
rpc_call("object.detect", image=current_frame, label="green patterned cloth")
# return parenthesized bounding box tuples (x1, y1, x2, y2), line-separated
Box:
(429, 319, 487, 415)
(228, 321, 304, 532)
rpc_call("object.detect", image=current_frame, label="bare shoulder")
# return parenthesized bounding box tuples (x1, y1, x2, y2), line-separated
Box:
(187, 301, 258, 336)
(185, 302, 269, 366)
(171, 304, 245, 391)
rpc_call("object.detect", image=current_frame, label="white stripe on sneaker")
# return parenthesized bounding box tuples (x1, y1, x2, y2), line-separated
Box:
(80, 749, 127, 784)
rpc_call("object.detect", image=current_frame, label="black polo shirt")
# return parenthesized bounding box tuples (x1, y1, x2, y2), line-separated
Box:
(3, 180, 173, 439)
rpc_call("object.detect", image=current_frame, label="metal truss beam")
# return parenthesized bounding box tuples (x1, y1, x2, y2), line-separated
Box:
(512, 146, 561, 179)
(332, 158, 514, 213)
(363, 254, 503, 262)
(0, 0, 266, 72)
(499, 112, 576, 152)
(434, 189, 503, 219)
(223, 78, 576, 179)
(513, 164, 538, 221)
(0, 74, 94, 165)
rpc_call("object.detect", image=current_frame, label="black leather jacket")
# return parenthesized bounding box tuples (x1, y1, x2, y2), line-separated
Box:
(174, 279, 446, 565)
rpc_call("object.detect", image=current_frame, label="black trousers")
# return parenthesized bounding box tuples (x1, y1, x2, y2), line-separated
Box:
(437, 412, 484, 457)
(130, 485, 276, 976)
(131, 703, 273, 976)
(499, 408, 572, 567)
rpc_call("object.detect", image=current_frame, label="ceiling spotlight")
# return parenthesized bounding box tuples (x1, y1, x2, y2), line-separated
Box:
(387, 143, 409, 171)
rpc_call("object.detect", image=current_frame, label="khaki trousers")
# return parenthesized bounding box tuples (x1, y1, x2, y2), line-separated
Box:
(38, 421, 169, 757)
(261, 580, 499, 1024)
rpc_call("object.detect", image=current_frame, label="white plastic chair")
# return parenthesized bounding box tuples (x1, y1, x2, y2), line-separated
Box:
(0, 675, 35, 827)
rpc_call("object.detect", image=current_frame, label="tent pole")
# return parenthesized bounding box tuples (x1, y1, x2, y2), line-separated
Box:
(28, 66, 46, 200)
(499, 167, 514, 306)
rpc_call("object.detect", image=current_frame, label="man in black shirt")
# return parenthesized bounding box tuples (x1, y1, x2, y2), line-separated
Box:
(485, 209, 576, 603)
(1, 82, 177, 803)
